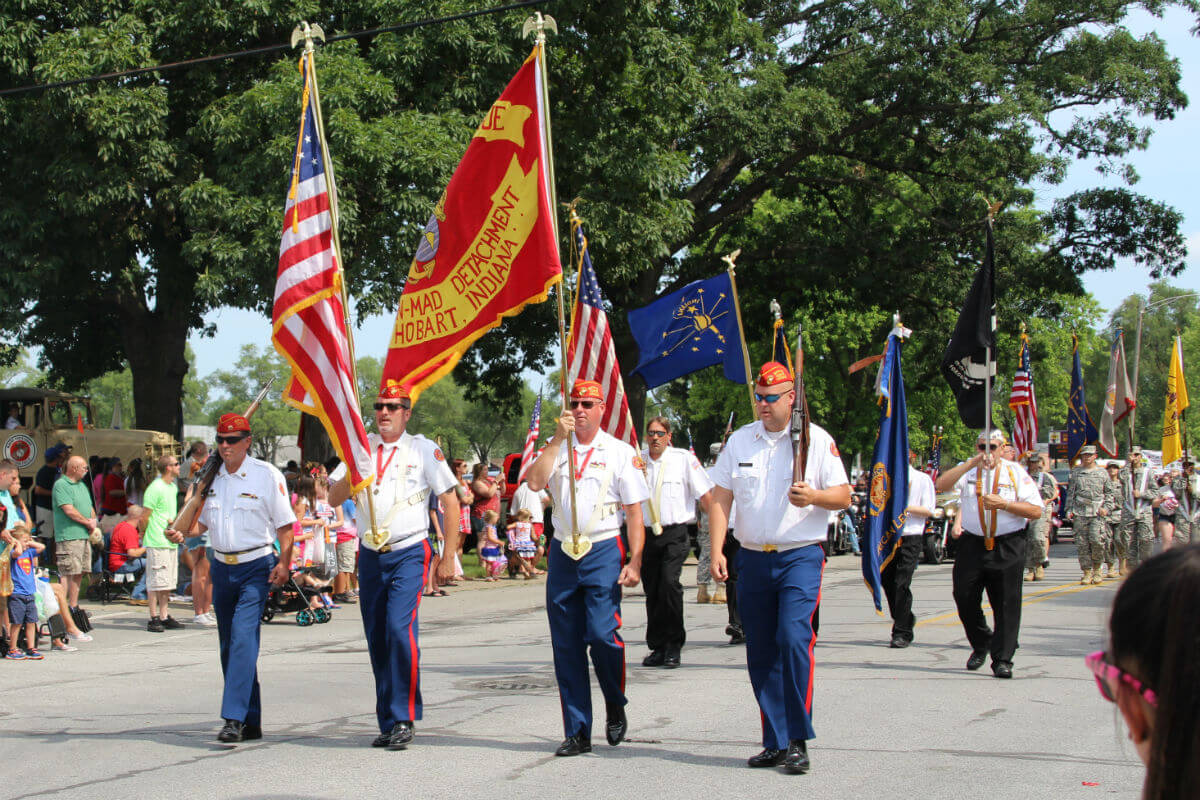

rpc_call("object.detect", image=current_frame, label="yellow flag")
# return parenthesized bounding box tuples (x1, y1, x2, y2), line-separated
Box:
(1162, 336, 1189, 464)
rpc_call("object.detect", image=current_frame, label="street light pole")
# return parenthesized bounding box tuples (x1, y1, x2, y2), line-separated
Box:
(1129, 290, 1200, 447)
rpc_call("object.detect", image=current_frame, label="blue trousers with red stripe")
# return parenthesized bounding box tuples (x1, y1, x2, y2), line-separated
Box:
(358, 540, 431, 733)
(211, 554, 276, 726)
(546, 536, 627, 738)
(737, 544, 824, 748)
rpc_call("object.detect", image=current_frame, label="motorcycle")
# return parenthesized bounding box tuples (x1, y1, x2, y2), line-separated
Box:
(922, 494, 960, 564)
(825, 491, 865, 556)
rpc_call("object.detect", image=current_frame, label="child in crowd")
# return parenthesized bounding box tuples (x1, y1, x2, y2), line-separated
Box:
(6, 525, 45, 660)
(506, 509, 541, 579)
(478, 510, 507, 580)
(333, 496, 358, 603)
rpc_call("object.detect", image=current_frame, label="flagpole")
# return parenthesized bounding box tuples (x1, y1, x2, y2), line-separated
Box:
(294, 23, 381, 546)
(525, 12, 582, 556)
(1179, 333, 1189, 462)
(722, 249, 756, 417)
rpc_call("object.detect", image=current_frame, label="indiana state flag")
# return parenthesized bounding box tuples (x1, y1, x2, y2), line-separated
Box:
(863, 328, 910, 613)
(1068, 334, 1100, 461)
(628, 273, 747, 389)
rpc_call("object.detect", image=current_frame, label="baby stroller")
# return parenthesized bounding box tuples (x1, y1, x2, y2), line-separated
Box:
(261, 525, 338, 627)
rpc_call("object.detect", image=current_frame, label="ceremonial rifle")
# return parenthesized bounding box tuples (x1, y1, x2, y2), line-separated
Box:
(791, 324, 810, 483)
(717, 411, 736, 455)
(173, 378, 276, 535)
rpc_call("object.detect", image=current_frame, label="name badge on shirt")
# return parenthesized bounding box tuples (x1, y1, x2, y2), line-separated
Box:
(238, 492, 259, 500)
(738, 462, 753, 467)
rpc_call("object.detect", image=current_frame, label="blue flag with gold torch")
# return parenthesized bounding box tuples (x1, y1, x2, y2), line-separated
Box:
(628, 273, 747, 388)
(863, 327, 911, 612)
(1068, 333, 1100, 461)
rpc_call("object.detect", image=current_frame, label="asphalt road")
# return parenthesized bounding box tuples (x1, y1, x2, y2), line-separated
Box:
(0, 542, 1140, 800)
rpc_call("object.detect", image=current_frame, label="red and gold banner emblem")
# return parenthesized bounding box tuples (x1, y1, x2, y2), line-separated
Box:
(382, 49, 562, 401)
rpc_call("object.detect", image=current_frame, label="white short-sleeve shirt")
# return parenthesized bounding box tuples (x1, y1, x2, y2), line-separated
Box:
(954, 459, 1043, 537)
(902, 466, 937, 536)
(642, 446, 715, 526)
(198, 456, 296, 553)
(711, 421, 849, 547)
(542, 430, 650, 542)
(332, 432, 456, 550)
(512, 482, 548, 520)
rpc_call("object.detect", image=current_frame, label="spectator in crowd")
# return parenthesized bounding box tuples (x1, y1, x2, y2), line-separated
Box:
(469, 463, 499, 554)
(33, 444, 67, 558)
(124, 458, 148, 507)
(108, 504, 147, 586)
(143, 455, 186, 633)
(100, 458, 128, 519)
(333, 495, 358, 603)
(1091, 544, 1200, 800)
(1152, 472, 1177, 550)
(505, 508, 540, 579)
(291, 476, 318, 569)
(451, 459, 473, 583)
(53, 455, 97, 617)
(5, 524, 44, 660)
(90, 457, 108, 508)
(423, 490, 448, 596)
(5, 402, 21, 429)
(478, 510, 506, 580)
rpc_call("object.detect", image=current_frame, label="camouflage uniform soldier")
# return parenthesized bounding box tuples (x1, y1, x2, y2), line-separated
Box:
(1024, 453, 1057, 582)
(1103, 462, 1123, 571)
(1067, 445, 1115, 585)
(1168, 460, 1198, 545)
(1120, 447, 1156, 573)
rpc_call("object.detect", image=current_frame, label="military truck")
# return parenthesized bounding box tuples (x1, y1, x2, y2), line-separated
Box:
(0, 388, 179, 485)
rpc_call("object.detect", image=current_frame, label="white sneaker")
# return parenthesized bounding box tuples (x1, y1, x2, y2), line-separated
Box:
(169, 594, 189, 603)
(67, 632, 93, 642)
(52, 641, 78, 652)
(193, 613, 217, 627)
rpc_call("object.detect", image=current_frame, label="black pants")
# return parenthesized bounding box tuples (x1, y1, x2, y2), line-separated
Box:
(881, 536, 922, 642)
(643, 523, 690, 654)
(952, 532, 1027, 665)
(723, 535, 741, 630)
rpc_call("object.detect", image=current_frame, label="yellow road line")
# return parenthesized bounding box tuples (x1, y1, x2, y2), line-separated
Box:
(915, 579, 1115, 627)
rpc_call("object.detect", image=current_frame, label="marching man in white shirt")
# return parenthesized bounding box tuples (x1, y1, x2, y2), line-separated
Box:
(882, 449, 936, 648)
(639, 416, 713, 669)
(525, 379, 649, 758)
(709, 362, 851, 775)
(936, 428, 1042, 679)
(189, 412, 296, 744)
(330, 380, 460, 750)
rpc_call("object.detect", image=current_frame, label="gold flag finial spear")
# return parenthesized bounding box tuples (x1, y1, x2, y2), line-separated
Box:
(721, 249, 755, 416)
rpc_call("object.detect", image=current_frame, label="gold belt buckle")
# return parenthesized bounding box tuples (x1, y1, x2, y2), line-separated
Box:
(762, 544, 777, 553)
(222, 553, 239, 565)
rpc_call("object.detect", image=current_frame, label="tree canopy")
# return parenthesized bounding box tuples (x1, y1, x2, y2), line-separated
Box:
(0, 0, 1194, 448)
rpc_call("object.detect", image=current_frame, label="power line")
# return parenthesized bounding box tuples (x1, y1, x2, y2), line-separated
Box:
(0, 0, 549, 98)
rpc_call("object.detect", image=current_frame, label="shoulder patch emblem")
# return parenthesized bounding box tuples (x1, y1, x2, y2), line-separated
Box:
(433, 448, 445, 462)
(830, 442, 840, 457)
(633, 455, 646, 470)
(279, 482, 286, 496)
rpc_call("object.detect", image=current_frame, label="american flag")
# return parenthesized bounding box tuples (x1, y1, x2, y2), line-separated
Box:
(566, 216, 637, 446)
(929, 432, 942, 481)
(272, 54, 374, 492)
(1008, 334, 1039, 458)
(515, 396, 542, 486)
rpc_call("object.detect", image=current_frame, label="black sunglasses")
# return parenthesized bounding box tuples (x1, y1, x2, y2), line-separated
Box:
(646, 430, 669, 438)
(216, 433, 250, 445)
(374, 401, 411, 412)
(976, 443, 999, 451)
(570, 400, 598, 409)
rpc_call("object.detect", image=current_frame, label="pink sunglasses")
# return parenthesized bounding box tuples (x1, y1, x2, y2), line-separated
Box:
(1085, 651, 1158, 707)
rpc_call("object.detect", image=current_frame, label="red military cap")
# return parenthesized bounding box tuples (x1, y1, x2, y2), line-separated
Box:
(216, 413, 251, 434)
(756, 361, 792, 387)
(570, 380, 603, 400)
(378, 379, 411, 401)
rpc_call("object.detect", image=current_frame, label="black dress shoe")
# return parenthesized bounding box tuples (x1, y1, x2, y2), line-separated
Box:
(242, 723, 262, 741)
(784, 739, 810, 774)
(371, 732, 390, 748)
(726, 624, 746, 645)
(662, 652, 680, 669)
(642, 650, 665, 667)
(217, 719, 244, 743)
(966, 649, 988, 671)
(747, 747, 786, 768)
(387, 720, 414, 749)
(555, 734, 592, 756)
(605, 706, 627, 746)
(992, 661, 1013, 679)
(889, 635, 911, 649)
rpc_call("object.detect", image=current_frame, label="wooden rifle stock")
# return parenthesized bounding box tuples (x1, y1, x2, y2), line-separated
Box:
(173, 377, 276, 534)
(791, 324, 809, 483)
(717, 410, 736, 454)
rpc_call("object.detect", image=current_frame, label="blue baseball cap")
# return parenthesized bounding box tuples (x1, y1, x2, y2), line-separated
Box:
(45, 444, 67, 461)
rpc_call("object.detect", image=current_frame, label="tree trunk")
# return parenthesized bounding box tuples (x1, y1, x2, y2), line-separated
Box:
(125, 313, 190, 439)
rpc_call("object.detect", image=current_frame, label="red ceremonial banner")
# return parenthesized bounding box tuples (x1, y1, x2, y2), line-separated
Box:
(382, 48, 562, 401)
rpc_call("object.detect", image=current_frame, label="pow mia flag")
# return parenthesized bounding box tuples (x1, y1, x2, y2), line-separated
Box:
(941, 221, 996, 428)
